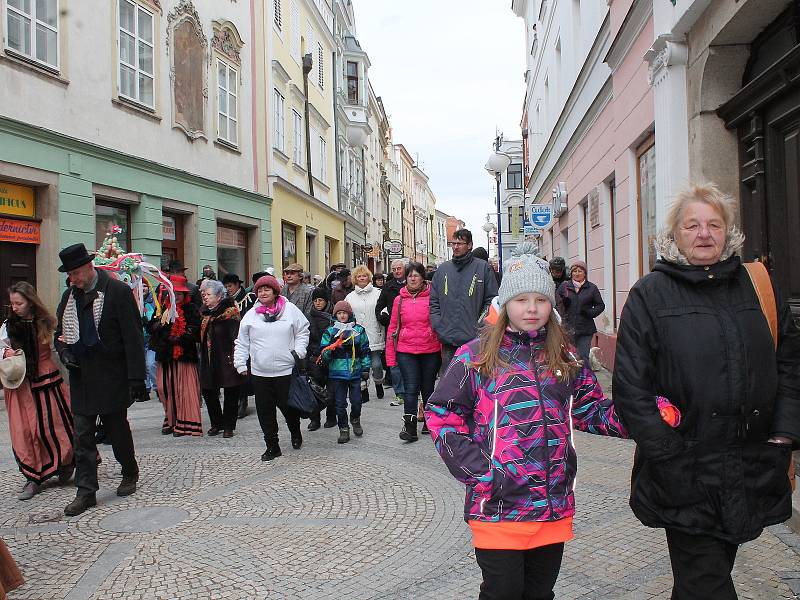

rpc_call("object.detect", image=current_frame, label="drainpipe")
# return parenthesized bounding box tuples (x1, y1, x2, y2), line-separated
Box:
(302, 53, 314, 198)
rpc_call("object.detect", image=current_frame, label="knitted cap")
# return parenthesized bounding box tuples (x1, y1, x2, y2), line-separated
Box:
(332, 301, 353, 316)
(312, 287, 330, 302)
(253, 275, 282, 295)
(498, 241, 556, 308)
(570, 260, 587, 274)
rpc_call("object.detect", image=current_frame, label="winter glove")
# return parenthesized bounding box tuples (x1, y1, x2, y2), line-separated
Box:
(59, 348, 80, 371)
(128, 380, 148, 405)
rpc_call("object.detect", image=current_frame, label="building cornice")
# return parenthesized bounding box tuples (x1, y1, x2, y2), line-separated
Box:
(272, 59, 291, 87)
(604, 0, 652, 71)
(272, 176, 343, 220)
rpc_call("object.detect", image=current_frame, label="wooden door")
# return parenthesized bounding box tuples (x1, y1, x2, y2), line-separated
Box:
(0, 242, 36, 320)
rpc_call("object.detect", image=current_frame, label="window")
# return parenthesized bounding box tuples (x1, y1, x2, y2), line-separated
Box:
(507, 164, 523, 189)
(608, 179, 618, 330)
(217, 224, 248, 281)
(95, 202, 131, 253)
(346, 61, 359, 104)
(217, 60, 238, 145)
(273, 90, 285, 151)
(281, 222, 297, 268)
(292, 110, 303, 165)
(507, 206, 523, 236)
(118, 0, 154, 108)
(637, 138, 657, 275)
(317, 42, 324, 89)
(274, 0, 282, 30)
(319, 136, 327, 182)
(6, 0, 58, 68)
(161, 213, 184, 272)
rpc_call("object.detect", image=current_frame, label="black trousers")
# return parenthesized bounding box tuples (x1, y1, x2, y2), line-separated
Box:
(251, 375, 300, 446)
(665, 529, 739, 599)
(203, 387, 239, 431)
(73, 411, 138, 497)
(475, 543, 564, 600)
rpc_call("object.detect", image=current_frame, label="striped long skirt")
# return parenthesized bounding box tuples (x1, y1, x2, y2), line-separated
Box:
(3, 365, 74, 484)
(156, 361, 203, 436)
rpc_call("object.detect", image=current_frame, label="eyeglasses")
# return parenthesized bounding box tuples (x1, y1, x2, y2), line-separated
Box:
(450, 241, 468, 247)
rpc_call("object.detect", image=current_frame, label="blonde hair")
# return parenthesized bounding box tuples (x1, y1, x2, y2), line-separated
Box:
(666, 183, 738, 237)
(470, 309, 580, 383)
(352, 265, 373, 281)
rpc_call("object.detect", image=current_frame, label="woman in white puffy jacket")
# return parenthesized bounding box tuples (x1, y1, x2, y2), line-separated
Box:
(345, 265, 386, 401)
(234, 275, 309, 461)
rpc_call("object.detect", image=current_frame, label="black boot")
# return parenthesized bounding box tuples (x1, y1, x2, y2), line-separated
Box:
(361, 386, 370, 404)
(291, 432, 303, 449)
(338, 427, 350, 444)
(308, 420, 321, 431)
(375, 384, 384, 399)
(262, 443, 282, 461)
(399, 415, 418, 442)
(237, 397, 248, 419)
(64, 494, 96, 516)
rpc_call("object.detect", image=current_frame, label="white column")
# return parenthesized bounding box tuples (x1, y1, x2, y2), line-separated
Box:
(646, 37, 690, 227)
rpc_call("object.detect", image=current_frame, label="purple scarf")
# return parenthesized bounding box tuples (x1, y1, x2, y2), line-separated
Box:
(255, 295, 286, 322)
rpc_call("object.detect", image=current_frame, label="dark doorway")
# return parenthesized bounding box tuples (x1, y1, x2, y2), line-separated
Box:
(0, 242, 37, 320)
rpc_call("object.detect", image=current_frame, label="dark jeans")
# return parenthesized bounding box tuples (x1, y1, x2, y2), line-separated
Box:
(665, 529, 739, 599)
(74, 411, 138, 497)
(332, 379, 361, 428)
(475, 543, 564, 600)
(574, 334, 593, 366)
(396, 352, 441, 416)
(440, 343, 458, 376)
(203, 386, 240, 431)
(252, 375, 300, 446)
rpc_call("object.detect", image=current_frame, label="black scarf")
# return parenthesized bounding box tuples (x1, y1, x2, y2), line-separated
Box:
(452, 250, 474, 271)
(5, 316, 40, 378)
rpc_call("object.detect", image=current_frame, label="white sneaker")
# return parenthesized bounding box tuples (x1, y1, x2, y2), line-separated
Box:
(18, 481, 40, 501)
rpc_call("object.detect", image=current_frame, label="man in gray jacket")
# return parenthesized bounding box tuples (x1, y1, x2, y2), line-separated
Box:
(429, 229, 499, 373)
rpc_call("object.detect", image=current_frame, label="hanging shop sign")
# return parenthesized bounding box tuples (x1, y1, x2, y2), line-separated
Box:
(0, 217, 41, 244)
(383, 240, 402, 254)
(529, 203, 553, 229)
(0, 181, 35, 218)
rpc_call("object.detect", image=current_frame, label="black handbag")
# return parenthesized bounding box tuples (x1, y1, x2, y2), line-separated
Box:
(287, 353, 325, 418)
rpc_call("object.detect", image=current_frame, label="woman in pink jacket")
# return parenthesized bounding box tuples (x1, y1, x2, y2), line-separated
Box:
(386, 261, 442, 442)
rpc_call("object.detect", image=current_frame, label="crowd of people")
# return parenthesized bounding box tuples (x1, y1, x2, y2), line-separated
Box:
(0, 183, 798, 600)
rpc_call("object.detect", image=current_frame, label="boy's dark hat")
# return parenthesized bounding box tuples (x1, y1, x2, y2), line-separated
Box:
(312, 287, 330, 301)
(252, 271, 268, 284)
(58, 243, 95, 273)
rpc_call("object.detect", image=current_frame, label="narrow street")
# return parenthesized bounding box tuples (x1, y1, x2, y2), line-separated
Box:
(1, 376, 798, 600)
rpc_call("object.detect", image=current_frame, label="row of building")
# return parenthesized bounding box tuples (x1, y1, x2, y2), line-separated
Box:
(500, 0, 800, 365)
(0, 0, 460, 314)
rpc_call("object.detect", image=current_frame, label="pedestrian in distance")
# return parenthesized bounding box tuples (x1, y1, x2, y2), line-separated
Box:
(199, 279, 246, 438)
(425, 263, 437, 281)
(345, 265, 386, 402)
(386, 261, 442, 441)
(613, 183, 800, 599)
(375, 258, 408, 406)
(306, 287, 336, 431)
(330, 268, 355, 305)
(430, 229, 499, 376)
(196, 264, 216, 287)
(141, 283, 157, 402)
(426, 241, 628, 600)
(222, 273, 255, 419)
(234, 275, 310, 461)
(556, 260, 605, 367)
(282, 263, 314, 318)
(320, 301, 371, 444)
(148, 275, 203, 437)
(549, 257, 568, 289)
(1, 282, 75, 501)
(54, 243, 146, 516)
(372, 273, 385, 289)
(167, 259, 201, 307)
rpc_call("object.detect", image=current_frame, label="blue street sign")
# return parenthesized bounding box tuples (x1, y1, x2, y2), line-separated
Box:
(529, 204, 553, 229)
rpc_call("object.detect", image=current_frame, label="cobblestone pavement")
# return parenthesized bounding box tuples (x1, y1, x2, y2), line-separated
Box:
(1, 373, 798, 599)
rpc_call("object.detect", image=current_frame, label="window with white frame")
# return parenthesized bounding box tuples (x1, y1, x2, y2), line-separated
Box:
(319, 136, 327, 182)
(274, 0, 282, 30)
(273, 89, 285, 151)
(6, 0, 59, 69)
(118, 0, 155, 108)
(292, 110, 303, 165)
(317, 42, 324, 89)
(217, 60, 238, 145)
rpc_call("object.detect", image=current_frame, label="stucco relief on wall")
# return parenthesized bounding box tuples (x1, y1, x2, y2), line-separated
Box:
(211, 20, 244, 66)
(167, 0, 208, 141)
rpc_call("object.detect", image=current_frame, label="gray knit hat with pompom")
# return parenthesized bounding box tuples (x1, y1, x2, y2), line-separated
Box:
(498, 241, 556, 308)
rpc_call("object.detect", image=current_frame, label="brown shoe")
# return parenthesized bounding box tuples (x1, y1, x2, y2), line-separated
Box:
(64, 494, 96, 516)
(208, 427, 222, 436)
(223, 430, 234, 438)
(116, 474, 139, 497)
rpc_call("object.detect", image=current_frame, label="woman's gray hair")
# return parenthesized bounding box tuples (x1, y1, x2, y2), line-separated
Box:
(199, 279, 225, 298)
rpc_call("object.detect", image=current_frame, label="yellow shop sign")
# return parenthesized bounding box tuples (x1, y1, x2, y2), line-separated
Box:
(0, 181, 35, 218)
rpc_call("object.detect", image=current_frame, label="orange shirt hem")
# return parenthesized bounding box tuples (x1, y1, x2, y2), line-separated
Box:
(469, 517, 574, 550)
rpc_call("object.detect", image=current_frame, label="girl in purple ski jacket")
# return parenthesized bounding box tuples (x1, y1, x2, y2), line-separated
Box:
(425, 243, 627, 600)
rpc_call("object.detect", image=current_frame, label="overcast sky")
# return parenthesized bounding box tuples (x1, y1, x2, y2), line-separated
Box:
(351, 0, 526, 252)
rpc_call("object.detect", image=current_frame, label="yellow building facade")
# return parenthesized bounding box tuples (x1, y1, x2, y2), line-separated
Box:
(253, 0, 343, 275)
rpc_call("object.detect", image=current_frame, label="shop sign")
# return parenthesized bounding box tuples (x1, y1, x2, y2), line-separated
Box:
(0, 182, 35, 218)
(0, 217, 40, 244)
(383, 239, 402, 254)
(163, 216, 176, 241)
(529, 204, 553, 229)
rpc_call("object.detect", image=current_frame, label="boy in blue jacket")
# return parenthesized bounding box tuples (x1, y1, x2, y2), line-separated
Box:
(321, 301, 371, 444)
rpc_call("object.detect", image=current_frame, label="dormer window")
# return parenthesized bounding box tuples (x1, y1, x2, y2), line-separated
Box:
(346, 61, 359, 104)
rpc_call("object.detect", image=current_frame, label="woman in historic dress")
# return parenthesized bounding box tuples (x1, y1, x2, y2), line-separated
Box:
(0, 282, 74, 500)
(148, 275, 203, 437)
(199, 279, 245, 438)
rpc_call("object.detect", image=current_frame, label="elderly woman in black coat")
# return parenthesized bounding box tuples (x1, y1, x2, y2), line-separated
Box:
(556, 259, 605, 365)
(199, 279, 245, 438)
(613, 183, 800, 599)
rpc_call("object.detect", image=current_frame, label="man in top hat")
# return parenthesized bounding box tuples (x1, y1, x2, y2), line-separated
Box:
(168, 259, 201, 306)
(222, 273, 256, 316)
(54, 243, 147, 516)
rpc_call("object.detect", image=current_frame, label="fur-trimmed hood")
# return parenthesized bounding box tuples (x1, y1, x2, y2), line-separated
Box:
(654, 226, 745, 266)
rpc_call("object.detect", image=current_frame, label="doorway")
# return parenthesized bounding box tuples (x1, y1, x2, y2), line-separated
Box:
(0, 242, 36, 320)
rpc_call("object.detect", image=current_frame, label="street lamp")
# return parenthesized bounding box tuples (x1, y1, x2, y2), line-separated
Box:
(485, 147, 512, 265)
(481, 219, 496, 254)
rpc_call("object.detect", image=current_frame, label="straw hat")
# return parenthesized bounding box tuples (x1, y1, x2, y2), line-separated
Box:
(0, 349, 26, 389)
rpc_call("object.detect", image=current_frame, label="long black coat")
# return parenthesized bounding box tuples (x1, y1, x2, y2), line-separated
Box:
(55, 269, 146, 415)
(613, 256, 800, 544)
(375, 277, 404, 328)
(147, 302, 201, 364)
(199, 297, 245, 390)
(557, 279, 605, 336)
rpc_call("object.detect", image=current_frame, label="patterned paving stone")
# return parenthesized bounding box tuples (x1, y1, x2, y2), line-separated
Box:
(0, 372, 797, 599)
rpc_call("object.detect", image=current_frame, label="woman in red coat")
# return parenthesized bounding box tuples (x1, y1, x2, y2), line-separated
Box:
(386, 261, 441, 442)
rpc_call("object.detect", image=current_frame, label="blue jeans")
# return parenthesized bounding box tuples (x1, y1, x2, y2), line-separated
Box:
(396, 352, 441, 415)
(369, 351, 384, 383)
(390, 365, 405, 398)
(145, 349, 157, 393)
(332, 379, 362, 428)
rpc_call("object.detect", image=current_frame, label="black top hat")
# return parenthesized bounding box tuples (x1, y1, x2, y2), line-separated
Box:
(58, 243, 95, 273)
(168, 259, 188, 273)
(222, 273, 244, 285)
